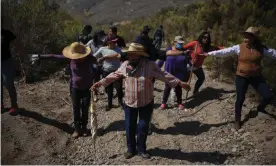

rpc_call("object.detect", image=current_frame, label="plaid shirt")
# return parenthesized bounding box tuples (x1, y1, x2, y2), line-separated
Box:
(100, 58, 180, 108)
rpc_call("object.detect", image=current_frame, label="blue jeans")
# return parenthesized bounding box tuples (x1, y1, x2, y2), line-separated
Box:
(1, 58, 18, 107)
(235, 75, 273, 121)
(124, 101, 153, 153)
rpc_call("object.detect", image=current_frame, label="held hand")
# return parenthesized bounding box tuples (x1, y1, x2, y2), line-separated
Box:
(184, 50, 192, 54)
(191, 58, 197, 65)
(90, 82, 103, 91)
(97, 57, 105, 63)
(180, 82, 191, 91)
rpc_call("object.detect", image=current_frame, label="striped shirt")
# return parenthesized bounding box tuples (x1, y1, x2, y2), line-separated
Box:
(100, 58, 180, 108)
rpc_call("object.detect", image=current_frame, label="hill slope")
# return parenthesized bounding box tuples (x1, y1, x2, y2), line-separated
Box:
(55, 0, 205, 24)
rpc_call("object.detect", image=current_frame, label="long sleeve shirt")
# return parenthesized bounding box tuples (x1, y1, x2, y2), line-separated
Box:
(93, 47, 121, 72)
(207, 45, 276, 59)
(36, 54, 96, 89)
(100, 58, 181, 108)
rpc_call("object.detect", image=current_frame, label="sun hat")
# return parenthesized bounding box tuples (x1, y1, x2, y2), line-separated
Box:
(122, 43, 149, 57)
(241, 27, 260, 39)
(174, 36, 184, 43)
(62, 42, 91, 60)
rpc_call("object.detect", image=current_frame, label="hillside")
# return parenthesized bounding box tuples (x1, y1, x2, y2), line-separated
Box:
(54, 0, 205, 24)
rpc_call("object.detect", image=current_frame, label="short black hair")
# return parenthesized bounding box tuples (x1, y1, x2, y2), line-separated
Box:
(83, 25, 92, 33)
(110, 26, 117, 33)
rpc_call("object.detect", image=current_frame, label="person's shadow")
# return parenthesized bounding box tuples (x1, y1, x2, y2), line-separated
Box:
(185, 87, 235, 109)
(152, 120, 232, 136)
(97, 120, 125, 136)
(148, 148, 236, 164)
(17, 108, 74, 134)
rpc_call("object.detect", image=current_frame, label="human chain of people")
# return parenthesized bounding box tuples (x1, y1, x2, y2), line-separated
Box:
(2, 24, 276, 160)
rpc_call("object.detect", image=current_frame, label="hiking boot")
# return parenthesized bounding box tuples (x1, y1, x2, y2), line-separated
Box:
(138, 152, 151, 159)
(9, 107, 18, 116)
(124, 152, 135, 159)
(72, 123, 82, 138)
(234, 120, 241, 131)
(178, 104, 184, 110)
(72, 130, 81, 138)
(160, 104, 166, 110)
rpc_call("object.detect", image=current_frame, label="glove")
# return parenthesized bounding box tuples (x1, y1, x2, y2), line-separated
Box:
(175, 43, 184, 51)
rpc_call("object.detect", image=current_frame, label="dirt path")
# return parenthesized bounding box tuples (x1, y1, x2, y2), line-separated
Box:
(1, 67, 276, 164)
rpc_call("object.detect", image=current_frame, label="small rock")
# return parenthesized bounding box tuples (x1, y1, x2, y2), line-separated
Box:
(231, 147, 237, 152)
(265, 135, 274, 142)
(254, 149, 261, 153)
(242, 132, 251, 138)
(238, 128, 245, 133)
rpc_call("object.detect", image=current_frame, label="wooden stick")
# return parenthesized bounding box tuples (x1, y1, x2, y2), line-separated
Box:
(60, 97, 72, 106)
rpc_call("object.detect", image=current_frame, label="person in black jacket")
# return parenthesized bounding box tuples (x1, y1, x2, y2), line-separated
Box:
(77, 25, 93, 45)
(135, 25, 158, 61)
(108, 26, 126, 48)
(153, 25, 165, 51)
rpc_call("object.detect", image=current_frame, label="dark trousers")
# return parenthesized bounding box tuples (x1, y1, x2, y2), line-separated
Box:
(193, 67, 205, 93)
(70, 87, 91, 128)
(235, 75, 273, 121)
(124, 101, 153, 153)
(162, 84, 182, 104)
(1, 58, 18, 108)
(102, 70, 123, 107)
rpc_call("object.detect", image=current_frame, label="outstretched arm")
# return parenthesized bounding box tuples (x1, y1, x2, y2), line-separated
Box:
(206, 45, 240, 57)
(91, 61, 127, 91)
(151, 62, 190, 91)
(166, 49, 191, 56)
(264, 48, 276, 59)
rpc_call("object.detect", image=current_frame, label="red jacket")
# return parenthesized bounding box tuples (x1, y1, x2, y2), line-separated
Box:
(183, 41, 221, 68)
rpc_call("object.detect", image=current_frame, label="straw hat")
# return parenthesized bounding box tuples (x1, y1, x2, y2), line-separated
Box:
(122, 43, 149, 57)
(241, 27, 260, 38)
(62, 42, 91, 60)
(174, 36, 184, 43)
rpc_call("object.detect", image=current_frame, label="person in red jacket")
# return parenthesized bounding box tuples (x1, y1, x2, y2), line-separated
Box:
(176, 31, 220, 95)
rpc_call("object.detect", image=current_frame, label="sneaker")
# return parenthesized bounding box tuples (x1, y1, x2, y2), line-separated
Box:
(124, 152, 135, 159)
(9, 107, 18, 116)
(137, 152, 151, 159)
(82, 127, 90, 137)
(160, 104, 166, 110)
(178, 104, 184, 110)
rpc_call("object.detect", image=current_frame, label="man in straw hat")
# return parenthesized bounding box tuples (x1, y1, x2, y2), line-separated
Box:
(91, 43, 191, 159)
(33, 42, 97, 138)
(201, 27, 276, 130)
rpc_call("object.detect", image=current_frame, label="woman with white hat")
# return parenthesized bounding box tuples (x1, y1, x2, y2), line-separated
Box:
(91, 43, 191, 159)
(201, 27, 276, 130)
(160, 36, 191, 110)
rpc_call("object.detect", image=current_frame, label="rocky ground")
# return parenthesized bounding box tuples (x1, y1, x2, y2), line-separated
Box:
(1, 67, 276, 165)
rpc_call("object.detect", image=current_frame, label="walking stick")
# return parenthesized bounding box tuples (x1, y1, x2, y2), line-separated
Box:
(90, 92, 98, 150)
(184, 43, 199, 108)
